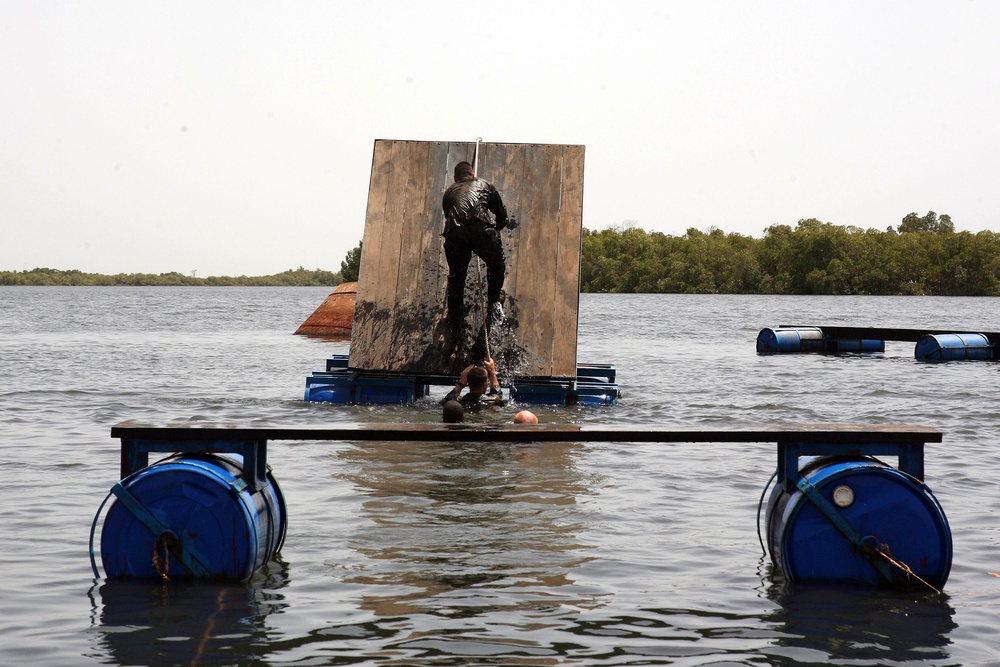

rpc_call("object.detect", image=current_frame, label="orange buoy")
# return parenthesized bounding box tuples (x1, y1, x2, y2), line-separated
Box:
(294, 282, 356, 337)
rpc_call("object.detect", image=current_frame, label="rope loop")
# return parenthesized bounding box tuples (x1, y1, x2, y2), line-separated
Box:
(152, 532, 179, 583)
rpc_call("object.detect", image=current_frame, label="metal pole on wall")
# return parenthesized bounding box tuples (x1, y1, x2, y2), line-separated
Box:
(472, 137, 482, 176)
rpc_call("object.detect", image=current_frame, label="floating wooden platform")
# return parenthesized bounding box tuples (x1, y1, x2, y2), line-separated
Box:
(104, 421, 950, 589)
(112, 421, 940, 491)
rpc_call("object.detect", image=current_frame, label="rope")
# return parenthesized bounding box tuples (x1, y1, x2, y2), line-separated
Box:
(756, 470, 778, 556)
(89, 488, 116, 579)
(152, 533, 178, 583)
(866, 536, 943, 594)
(476, 260, 491, 361)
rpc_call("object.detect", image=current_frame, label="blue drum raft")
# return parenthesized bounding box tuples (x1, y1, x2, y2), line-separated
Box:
(92, 423, 951, 591)
(757, 325, 998, 361)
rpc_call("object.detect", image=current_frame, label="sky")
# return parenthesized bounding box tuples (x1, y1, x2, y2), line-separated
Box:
(2, 1, 998, 277)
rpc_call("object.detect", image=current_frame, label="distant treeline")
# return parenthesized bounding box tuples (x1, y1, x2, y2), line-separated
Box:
(582, 212, 1000, 296)
(8, 212, 999, 295)
(0, 266, 343, 286)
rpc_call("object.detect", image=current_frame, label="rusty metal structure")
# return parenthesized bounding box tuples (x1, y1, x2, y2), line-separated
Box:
(294, 282, 356, 337)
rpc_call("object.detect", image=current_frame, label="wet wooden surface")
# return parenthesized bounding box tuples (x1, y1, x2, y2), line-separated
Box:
(112, 421, 942, 444)
(349, 140, 585, 378)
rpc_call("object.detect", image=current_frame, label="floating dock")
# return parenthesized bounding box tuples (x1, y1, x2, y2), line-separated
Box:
(93, 421, 951, 590)
(757, 325, 1000, 361)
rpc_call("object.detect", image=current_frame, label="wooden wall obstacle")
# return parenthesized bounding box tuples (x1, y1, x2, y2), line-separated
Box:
(348, 140, 585, 378)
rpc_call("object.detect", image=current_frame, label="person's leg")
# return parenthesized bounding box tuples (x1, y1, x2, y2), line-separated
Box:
(444, 233, 472, 334)
(480, 227, 506, 312)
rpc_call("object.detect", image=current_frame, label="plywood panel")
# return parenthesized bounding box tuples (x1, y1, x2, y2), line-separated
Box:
(350, 139, 584, 379)
(552, 145, 585, 372)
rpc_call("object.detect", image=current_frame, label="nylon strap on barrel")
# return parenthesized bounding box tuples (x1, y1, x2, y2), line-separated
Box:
(795, 477, 911, 588)
(111, 482, 212, 578)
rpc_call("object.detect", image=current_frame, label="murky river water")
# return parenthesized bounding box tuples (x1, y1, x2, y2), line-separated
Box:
(2, 287, 999, 665)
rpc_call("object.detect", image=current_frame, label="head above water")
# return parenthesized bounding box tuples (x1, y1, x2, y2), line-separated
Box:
(454, 161, 475, 181)
(442, 400, 465, 423)
(513, 410, 538, 424)
(467, 366, 489, 392)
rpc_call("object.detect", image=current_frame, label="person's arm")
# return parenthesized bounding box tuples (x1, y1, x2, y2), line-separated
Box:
(487, 184, 510, 230)
(483, 358, 502, 396)
(443, 364, 475, 402)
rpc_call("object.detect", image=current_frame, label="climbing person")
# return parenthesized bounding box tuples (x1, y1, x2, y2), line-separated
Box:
(441, 160, 516, 337)
(441, 357, 505, 408)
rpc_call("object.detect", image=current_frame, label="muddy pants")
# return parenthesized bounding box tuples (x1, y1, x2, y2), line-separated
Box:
(443, 222, 505, 332)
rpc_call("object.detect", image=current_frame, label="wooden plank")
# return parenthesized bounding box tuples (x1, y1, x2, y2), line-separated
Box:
(112, 421, 942, 444)
(366, 141, 411, 368)
(520, 144, 564, 377)
(495, 144, 525, 306)
(420, 142, 452, 326)
(551, 145, 584, 377)
(384, 141, 431, 369)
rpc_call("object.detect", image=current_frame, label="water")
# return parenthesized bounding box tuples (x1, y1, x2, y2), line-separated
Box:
(2, 287, 999, 666)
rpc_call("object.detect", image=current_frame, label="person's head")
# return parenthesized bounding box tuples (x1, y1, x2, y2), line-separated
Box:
(454, 161, 475, 181)
(442, 400, 465, 423)
(467, 366, 489, 393)
(513, 410, 538, 424)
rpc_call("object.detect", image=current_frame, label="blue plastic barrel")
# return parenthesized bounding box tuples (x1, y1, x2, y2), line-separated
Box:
(766, 456, 951, 589)
(914, 333, 994, 361)
(100, 453, 286, 581)
(756, 327, 826, 354)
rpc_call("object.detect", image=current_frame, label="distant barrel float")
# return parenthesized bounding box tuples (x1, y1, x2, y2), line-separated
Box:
(914, 333, 994, 361)
(758, 325, 999, 360)
(756, 327, 885, 355)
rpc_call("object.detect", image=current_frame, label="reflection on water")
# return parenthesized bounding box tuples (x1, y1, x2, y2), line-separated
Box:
(762, 577, 957, 665)
(336, 439, 603, 621)
(90, 561, 289, 666)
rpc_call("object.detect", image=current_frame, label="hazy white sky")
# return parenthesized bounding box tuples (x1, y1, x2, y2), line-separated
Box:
(2, 1, 997, 276)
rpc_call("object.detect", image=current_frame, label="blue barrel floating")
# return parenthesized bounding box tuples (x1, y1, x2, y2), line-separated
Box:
(914, 333, 994, 361)
(757, 327, 885, 355)
(98, 453, 287, 581)
(756, 327, 825, 354)
(766, 456, 951, 590)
